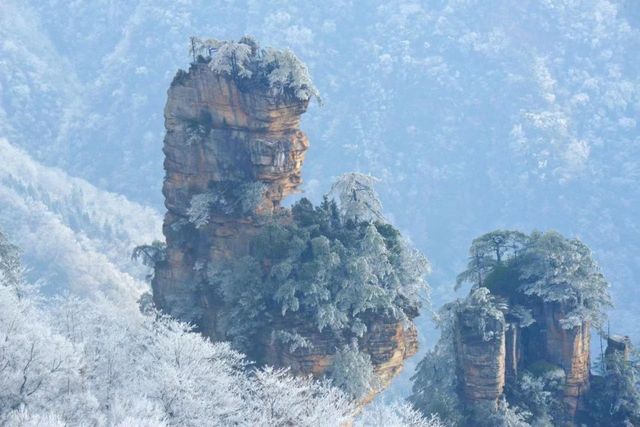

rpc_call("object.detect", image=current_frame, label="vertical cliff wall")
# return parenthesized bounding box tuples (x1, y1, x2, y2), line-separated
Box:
(453, 293, 591, 425)
(455, 318, 506, 405)
(153, 61, 309, 335)
(540, 303, 590, 418)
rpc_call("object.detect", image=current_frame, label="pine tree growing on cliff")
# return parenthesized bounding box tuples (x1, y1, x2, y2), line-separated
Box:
(202, 37, 319, 102)
(455, 229, 612, 330)
(262, 47, 319, 101)
(518, 231, 612, 330)
(213, 174, 429, 349)
(455, 230, 528, 291)
(189, 36, 202, 61)
(328, 173, 385, 223)
(209, 40, 254, 78)
(132, 240, 166, 281)
(326, 343, 377, 399)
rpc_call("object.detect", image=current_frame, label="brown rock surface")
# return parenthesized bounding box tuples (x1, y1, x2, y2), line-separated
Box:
(455, 308, 507, 405)
(153, 61, 309, 333)
(263, 315, 418, 404)
(162, 64, 309, 217)
(453, 295, 592, 425)
(541, 302, 590, 419)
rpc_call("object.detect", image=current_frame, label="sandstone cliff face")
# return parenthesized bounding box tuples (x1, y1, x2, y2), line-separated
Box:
(162, 65, 308, 217)
(153, 61, 309, 332)
(264, 314, 418, 404)
(153, 58, 417, 399)
(454, 296, 591, 425)
(540, 302, 590, 418)
(455, 314, 506, 404)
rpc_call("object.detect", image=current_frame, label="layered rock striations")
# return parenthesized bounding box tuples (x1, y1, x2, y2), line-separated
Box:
(438, 230, 613, 426)
(154, 58, 309, 332)
(452, 292, 592, 425)
(454, 290, 507, 405)
(536, 302, 590, 417)
(152, 38, 419, 400)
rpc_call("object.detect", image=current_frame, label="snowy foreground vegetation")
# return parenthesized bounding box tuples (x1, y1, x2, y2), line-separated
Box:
(0, 232, 442, 426)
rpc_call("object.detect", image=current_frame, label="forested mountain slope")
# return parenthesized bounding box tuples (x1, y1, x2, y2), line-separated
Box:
(0, 138, 161, 300)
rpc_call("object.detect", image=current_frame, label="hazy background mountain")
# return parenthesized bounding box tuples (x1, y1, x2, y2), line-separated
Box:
(0, 138, 161, 301)
(1, 0, 638, 395)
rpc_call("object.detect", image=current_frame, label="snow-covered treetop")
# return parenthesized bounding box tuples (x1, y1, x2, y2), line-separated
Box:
(327, 173, 385, 223)
(189, 36, 319, 102)
(456, 229, 612, 330)
(519, 231, 612, 329)
(456, 287, 507, 341)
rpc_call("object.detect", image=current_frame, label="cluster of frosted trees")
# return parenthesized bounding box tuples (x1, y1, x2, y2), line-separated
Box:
(411, 229, 639, 426)
(189, 36, 319, 102)
(1, 230, 443, 426)
(0, 281, 351, 425)
(208, 175, 430, 381)
(455, 230, 612, 330)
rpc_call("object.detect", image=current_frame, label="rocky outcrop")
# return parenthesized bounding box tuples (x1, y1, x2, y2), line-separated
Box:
(362, 318, 419, 394)
(264, 315, 418, 404)
(153, 60, 309, 333)
(152, 46, 417, 401)
(453, 294, 591, 424)
(454, 297, 506, 405)
(540, 303, 590, 418)
(605, 335, 632, 360)
(456, 321, 506, 404)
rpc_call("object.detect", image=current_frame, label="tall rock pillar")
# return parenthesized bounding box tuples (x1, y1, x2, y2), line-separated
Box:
(151, 40, 419, 403)
(153, 61, 309, 337)
(454, 290, 507, 408)
(541, 303, 591, 419)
